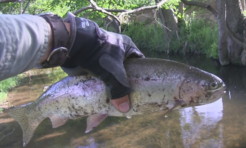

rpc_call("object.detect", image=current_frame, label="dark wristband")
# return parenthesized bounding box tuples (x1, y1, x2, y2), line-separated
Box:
(40, 14, 70, 68)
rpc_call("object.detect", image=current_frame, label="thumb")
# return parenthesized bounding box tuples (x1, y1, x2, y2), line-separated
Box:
(111, 95, 130, 113)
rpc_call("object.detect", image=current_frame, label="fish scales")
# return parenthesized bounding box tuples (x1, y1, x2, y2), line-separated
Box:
(5, 58, 225, 147)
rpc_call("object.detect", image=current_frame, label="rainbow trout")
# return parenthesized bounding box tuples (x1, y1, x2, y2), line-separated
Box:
(5, 58, 225, 146)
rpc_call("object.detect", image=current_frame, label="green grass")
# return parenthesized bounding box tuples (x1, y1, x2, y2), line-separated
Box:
(181, 19, 218, 57)
(47, 68, 68, 83)
(0, 76, 20, 103)
(122, 19, 218, 58)
(123, 23, 166, 52)
(0, 92, 7, 103)
(0, 67, 67, 104)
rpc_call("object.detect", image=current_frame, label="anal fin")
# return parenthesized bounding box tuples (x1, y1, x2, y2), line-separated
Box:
(49, 115, 68, 128)
(85, 114, 108, 133)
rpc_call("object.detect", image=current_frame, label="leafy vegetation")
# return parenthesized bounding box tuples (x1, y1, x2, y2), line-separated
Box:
(0, 76, 20, 103)
(45, 68, 68, 83)
(242, 10, 246, 17)
(0, 0, 219, 98)
(0, 0, 219, 57)
(123, 23, 166, 52)
(173, 18, 218, 57)
(0, 68, 67, 104)
(123, 18, 218, 58)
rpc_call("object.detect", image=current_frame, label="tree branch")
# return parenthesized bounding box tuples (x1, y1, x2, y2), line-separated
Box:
(181, 0, 218, 17)
(0, 0, 21, 3)
(74, 7, 129, 15)
(105, 9, 127, 13)
(73, 5, 94, 15)
(88, 0, 121, 26)
(74, 7, 128, 15)
(74, 0, 169, 18)
(73, 0, 169, 33)
(73, 0, 122, 32)
(22, 0, 31, 14)
(119, 0, 168, 16)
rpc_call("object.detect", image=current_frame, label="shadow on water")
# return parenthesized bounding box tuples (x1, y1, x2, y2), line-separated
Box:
(1, 55, 246, 148)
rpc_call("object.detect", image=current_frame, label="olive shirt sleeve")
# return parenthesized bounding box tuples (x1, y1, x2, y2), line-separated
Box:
(0, 14, 51, 81)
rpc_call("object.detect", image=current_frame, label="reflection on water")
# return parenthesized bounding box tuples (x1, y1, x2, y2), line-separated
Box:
(76, 138, 99, 148)
(180, 99, 223, 148)
(1, 55, 246, 148)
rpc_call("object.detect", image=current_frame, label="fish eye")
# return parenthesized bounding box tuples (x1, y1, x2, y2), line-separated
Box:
(209, 82, 218, 89)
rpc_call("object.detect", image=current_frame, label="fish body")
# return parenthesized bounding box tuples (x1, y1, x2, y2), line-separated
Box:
(5, 58, 225, 146)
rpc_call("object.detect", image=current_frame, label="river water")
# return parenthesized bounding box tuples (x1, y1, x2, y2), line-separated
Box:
(1, 55, 246, 148)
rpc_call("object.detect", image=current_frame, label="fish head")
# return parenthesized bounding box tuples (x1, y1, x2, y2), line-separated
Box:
(178, 67, 226, 107)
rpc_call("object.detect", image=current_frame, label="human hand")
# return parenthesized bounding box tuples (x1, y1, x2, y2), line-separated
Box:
(61, 14, 144, 112)
(111, 95, 130, 113)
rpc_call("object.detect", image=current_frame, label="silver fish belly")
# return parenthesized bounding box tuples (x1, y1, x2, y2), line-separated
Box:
(5, 58, 226, 147)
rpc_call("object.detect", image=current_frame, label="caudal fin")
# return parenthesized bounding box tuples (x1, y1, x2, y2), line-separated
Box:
(5, 104, 43, 147)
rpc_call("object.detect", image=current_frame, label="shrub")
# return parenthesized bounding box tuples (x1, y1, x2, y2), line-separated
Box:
(122, 19, 218, 58)
(122, 23, 166, 52)
(183, 19, 218, 57)
(0, 77, 19, 102)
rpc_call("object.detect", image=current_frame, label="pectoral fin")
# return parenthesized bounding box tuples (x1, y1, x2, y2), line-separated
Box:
(85, 114, 108, 133)
(49, 115, 68, 128)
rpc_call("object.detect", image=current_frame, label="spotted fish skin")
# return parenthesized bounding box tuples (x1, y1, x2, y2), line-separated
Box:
(5, 58, 225, 147)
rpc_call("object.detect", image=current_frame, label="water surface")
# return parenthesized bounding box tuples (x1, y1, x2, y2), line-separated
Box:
(1, 56, 246, 148)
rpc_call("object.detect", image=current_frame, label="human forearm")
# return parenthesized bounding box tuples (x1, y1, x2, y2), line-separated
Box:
(0, 14, 52, 80)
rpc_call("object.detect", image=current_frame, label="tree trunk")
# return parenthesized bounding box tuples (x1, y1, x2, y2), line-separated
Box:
(155, 8, 170, 52)
(161, 9, 178, 37)
(182, 0, 246, 65)
(239, 0, 246, 11)
(155, 0, 178, 52)
(217, 0, 229, 65)
(155, 8, 176, 52)
(226, 0, 244, 64)
(217, 0, 245, 65)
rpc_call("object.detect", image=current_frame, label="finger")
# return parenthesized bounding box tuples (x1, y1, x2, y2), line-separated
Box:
(111, 95, 130, 113)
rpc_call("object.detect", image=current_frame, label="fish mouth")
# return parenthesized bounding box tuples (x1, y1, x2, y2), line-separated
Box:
(208, 82, 226, 93)
(202, 84, 226, 105)
(182, 84, 226, 107)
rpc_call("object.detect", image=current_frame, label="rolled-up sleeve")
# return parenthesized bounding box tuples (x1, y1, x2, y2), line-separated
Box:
(0, 14, 51, 81)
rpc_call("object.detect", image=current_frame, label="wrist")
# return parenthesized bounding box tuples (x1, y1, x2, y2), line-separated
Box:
(40, 22, 71, 64)
(39, 14, 70, 68)
(64, 22, 71, 36)
(40, 23, 53, 63)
